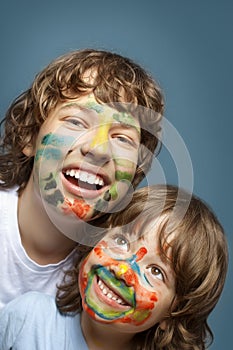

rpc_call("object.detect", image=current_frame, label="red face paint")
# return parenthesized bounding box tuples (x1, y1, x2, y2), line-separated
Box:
(64, 198, 91, 219)
(136, 247, 147, 262)
(79, 243, 158, 326)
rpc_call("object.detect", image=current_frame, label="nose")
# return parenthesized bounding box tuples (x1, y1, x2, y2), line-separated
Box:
(112, 263, 129, 278)
(80, 141, 111, 165)
(110, 262, 135, 286)
(80, 124, 112, 165)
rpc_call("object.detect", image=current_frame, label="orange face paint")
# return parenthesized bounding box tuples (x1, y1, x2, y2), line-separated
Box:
(136, 247, 147, 262)
(79, 242, 158, 326)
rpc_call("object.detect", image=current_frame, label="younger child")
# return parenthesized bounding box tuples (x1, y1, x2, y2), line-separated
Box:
(0, 49, 164, 309)
(0, 185, 228, 350)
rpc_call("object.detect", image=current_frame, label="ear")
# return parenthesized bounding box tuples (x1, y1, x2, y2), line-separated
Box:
(159, 320, 167, 331)
(22, 143, 35, 157)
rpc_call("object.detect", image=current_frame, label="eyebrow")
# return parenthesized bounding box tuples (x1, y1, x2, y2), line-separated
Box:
(58, 102, 88, 112)
(59, 102, 140, 134)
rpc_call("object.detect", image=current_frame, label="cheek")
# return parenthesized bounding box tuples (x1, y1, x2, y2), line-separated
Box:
(113, 158, 137, 184)
(121, 287, 157, 326)
(35, 132, 76, 163)
(79, 257, 91, 297)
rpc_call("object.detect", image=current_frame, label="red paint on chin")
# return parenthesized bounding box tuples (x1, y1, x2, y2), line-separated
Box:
(65, 198, 91, 219)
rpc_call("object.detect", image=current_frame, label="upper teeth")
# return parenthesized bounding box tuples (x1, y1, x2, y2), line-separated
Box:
(65, 169, 104, 186)
(98, 278, 127, 305)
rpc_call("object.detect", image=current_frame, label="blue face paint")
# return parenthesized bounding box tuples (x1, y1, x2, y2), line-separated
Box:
(125, 254, 141, 276)
(35, 148, 62, 161)
(84, 267, 135, 321)
(41, 132, 75, 147)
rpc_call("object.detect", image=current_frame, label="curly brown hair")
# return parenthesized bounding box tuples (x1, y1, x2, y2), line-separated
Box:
(56, 184, 228, 350)
(0, 49, 164, 193)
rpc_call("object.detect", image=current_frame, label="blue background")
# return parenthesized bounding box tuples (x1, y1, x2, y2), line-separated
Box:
(0, 0, 232, 348)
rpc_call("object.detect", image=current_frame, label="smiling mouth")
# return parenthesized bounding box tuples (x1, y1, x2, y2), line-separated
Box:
(64, 169, 105, 191)
(95, 267, 135, 308)
(97, 276, 131, 306)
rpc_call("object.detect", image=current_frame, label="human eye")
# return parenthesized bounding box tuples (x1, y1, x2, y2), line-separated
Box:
(65, 117, 88, 129)
(146, 265, 165, 282)
(112, 234, 130, 252)
(112, 133, 138, 148)
(116, 135, 134, 145)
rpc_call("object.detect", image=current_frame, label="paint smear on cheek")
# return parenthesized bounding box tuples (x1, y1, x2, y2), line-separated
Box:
(136, 247, 147, 262)
(108, 183, 118, 201)
(115, 170, 133, 182)
(35, 148, 63, 162)
(114, 247, 157, 325)
(113, 158, 135, 183)
(93, 241, 108, 259)
(41, 132, 75, 147)
(35, 133, 75, 162)
(119, 285, 157, 325)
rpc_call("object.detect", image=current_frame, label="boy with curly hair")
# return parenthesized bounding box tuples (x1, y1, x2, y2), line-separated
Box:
(0, 49, 164, 308)
(0, 185, 228, 349)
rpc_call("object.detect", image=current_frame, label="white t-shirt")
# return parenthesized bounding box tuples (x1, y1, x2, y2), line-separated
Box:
(0, 291, 88, 350)
(0, 187, 77, 310)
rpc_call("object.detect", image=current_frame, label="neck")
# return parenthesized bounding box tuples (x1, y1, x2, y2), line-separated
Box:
(81, 311, 133, 350)
(17, 176, 79, 265)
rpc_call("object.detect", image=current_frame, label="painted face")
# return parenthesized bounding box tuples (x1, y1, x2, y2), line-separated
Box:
(79, 221, 176, 333)
(33, 94, 140, 224)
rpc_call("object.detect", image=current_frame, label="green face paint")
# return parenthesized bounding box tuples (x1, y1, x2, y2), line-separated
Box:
(79, 244, 158, 326)
(113, 112, 140, 134)
(85, 100, 104, 114)
(84, 267, 135, 321)
(109, 184, 118, 200)
(115, 170, 133, 182)
(32, 93, 141, 230)
(34, 132, 77, 210)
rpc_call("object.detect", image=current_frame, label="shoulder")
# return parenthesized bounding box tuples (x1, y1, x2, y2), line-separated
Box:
(0, 292, 60, 336)
(0, 292, 73, 349)
(20, 291, 57, 312)
(0, 292, 52, 347)
(0, 186, 18, 211)
(0, 186, 18, 197)
(0, 292, 56, 318)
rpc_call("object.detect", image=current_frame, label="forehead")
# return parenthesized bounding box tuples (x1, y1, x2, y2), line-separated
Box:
(124, 214, 175, 247)
(105, 216, 163, 245)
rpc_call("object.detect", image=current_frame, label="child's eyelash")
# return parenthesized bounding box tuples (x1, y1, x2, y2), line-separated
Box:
(146, 265, 165, 282)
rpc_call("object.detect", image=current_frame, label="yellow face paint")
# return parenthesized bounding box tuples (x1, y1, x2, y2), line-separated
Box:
(90, 118, 110, 151)
(115, 263, 129, 278)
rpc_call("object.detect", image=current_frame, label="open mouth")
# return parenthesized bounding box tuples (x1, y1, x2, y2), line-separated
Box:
(96, 276, 131, 307)
(63, 169, 105, 191)
(95, 266, 135, 308)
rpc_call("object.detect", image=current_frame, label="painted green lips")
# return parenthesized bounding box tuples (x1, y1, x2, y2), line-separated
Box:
(96, 266, 135, 307)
